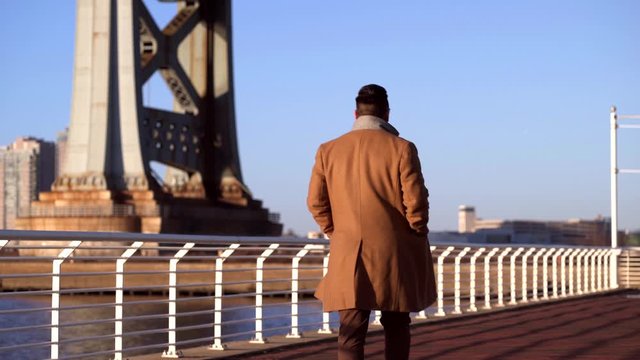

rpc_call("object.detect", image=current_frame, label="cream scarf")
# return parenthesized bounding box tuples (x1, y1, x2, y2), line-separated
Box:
(351, 115, 400, 136)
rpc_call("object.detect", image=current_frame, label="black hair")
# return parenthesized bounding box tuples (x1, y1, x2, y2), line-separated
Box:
(355, 84, 389, 118)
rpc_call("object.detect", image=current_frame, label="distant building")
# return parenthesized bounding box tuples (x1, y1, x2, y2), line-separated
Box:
(55, 128, 68, 178)
(0, 137, 55, 229)
(458, 205, 476, 233)
(457, 205, 611, 246)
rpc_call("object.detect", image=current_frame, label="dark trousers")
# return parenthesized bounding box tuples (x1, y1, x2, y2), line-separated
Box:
(338, 309, 411, 360)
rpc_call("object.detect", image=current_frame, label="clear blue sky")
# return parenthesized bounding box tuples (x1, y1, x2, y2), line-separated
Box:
(1, 1, 639, 234)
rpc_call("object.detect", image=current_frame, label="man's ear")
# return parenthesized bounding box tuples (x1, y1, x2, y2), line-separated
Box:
(354, 110, 359, 119)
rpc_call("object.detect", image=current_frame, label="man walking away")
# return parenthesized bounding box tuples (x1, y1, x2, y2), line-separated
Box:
(307, 84, 437, 360)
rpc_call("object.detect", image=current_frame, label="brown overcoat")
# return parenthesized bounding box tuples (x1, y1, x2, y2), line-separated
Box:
(307, 117, 437, 312)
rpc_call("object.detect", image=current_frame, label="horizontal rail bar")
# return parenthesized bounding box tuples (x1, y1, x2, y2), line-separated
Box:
(618, 114, 640, 119)
(0, 229, 327, 245)
(0, 342, 51, 352)
(0, 229, 616, 250)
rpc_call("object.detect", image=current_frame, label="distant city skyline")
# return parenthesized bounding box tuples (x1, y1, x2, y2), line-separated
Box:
(0, 1, 638, 234)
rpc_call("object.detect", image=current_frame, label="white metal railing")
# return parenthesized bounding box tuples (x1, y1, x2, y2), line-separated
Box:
(0, 230, 626, 359)
(619, 247, 640, 288)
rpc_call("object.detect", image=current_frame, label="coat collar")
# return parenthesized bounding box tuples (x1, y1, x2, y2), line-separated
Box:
(351, 115, 400, 136)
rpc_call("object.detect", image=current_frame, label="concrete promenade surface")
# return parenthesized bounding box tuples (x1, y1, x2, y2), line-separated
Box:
(228, 291, 640, 360)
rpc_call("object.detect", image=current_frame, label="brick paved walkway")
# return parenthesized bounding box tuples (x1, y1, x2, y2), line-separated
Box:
(236, 292, 640, 359)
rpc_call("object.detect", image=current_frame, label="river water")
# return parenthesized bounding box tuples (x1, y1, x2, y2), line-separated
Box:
(0, 294, 339, 359)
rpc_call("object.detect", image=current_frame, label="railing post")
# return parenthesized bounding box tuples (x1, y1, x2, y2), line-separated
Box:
(625, 250, 629, 288)
(542, 248, 556, 300)
(467, 248, 485, 312)
(508, 248, 524, 305)
(590, 249, 597, 292)
(596, 249, 605, 291)
(595, 249, 606, 292)
(113, 241, 143, 360)
(552, 248, 565, 299)
(318, 251, 333, 334)
(520, 248, 536, 303)
(602, 249, 617, 290)
(583, 249, 594, 294)
(287, 244, 323, 338)
(608, 249, 622, 289)
(209, 244, 241, 351)
(604, 249, 611, 290)
(496, 247, 512, 307)
(452, 247, 471, 314)
(610, 251, 619, 289)
(51, 240, 82, 360)
(250, 244, 279, 344)
(576, 249, 587, 294)
(603, 250, 610, 290)
(559, 248, 570, 298)
(568, 249, 580, 296)
(531, 248, 548, 301)
(434, 246, 455, 317)
(610, 249, 621, 288)
(163, 242, 195, 358)
(416, 246, 437, 319)
(482, 248, 500, 309)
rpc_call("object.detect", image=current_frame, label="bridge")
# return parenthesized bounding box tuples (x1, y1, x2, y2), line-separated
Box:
(0, 230, 638, 359)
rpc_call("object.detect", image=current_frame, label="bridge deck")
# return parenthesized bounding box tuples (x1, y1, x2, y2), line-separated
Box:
(234, 291, 640, 359)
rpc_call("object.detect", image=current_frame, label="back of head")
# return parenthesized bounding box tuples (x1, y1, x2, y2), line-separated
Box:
(355, 84, 389, 119)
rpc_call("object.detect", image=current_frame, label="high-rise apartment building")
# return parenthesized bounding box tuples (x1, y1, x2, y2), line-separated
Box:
(0, 137, 55, 229)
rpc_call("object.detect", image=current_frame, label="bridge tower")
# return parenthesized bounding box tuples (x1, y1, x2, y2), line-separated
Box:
(17, 0, 282, 236)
